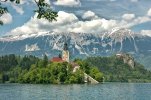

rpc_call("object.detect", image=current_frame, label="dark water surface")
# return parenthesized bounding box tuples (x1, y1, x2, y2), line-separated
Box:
(0, 83, 151, 100)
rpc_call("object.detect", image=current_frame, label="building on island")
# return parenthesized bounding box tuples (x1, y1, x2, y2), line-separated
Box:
(51, 42, 99, 84)
(70, 62, 80, 73)
(51, 42, 69, 63)
(51, 57, 64, 63)
(116, 53, 135, 68)
(62, 43, 69, 62)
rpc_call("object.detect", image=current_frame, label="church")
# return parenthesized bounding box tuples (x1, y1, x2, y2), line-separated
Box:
(50, 42, 99, 83)
(51, 43, 70, 63)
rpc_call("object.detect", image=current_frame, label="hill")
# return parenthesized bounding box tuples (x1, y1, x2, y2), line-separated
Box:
(85, 55, 151, 82)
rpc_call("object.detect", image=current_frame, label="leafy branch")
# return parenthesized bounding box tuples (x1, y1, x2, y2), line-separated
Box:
(0, 0, 58, 25)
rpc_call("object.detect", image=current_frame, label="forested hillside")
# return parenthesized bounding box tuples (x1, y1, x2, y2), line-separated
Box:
(0, 54, 103, 84)
(85, 56, 151, 82)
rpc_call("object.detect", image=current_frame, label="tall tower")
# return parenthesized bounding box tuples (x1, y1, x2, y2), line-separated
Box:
(62, 42, 69, 62)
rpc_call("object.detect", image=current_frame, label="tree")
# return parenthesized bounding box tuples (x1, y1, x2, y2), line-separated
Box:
(0, 0, 58, 25)
(89, 67, 103, 82)
(43, 54, 48, 67)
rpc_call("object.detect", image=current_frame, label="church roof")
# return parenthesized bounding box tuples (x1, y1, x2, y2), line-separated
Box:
(51, 57, 64, 62)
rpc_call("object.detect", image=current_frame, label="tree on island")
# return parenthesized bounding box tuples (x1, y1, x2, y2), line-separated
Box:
(0, 0, 58, 25)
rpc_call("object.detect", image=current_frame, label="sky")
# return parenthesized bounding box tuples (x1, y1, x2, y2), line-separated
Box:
(0, 0, 151, 36)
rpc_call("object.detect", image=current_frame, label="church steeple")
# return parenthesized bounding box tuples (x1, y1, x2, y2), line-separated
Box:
(62, 42, 69, 62)
(63, 42, 68, 51)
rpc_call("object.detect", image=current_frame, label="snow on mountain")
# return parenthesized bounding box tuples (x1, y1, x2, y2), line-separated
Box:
(25, 43, 40, 52)
(0, 28, 151, 69)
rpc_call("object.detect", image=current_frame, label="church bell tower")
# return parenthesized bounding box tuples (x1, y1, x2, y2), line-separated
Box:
(62, 42, 69, 62)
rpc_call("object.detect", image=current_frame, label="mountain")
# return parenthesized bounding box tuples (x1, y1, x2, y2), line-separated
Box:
(0, 28, 151, 69)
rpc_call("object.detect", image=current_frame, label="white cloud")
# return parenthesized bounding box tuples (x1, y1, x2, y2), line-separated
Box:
(147, 8, 151, 17)
(9, 11, 118, 35)
(20, 0, 29, 5)
(70, 19, 117, 33)
(141, 30, 151, 36)
(82, 11, 98, 20)
(0, 13, 13, 24)
(42, 0, 51, 5)
(122, 13, 135, 21)
(11, 4, 24, 15)
(54, 0, 81, 7)
(120, 12, 151, 28)
(8, 10, 151, 35)
(9, 11, 78, 34)
(129, 16, 151, 27)
(54, 11, 78, 24)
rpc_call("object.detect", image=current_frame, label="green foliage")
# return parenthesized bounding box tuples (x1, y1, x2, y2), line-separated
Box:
(0, 3, 8, 25)
(34, 0, 58, 21)
(85, 56, 151, 82)
(0, 20, 3, 25)
(0, 54, 18, 72)
(0, 54, 104, 84)
(0, 0, 58, 25)
(65, 70, 84, 84)
(9, 0, 20, 4)
(0, 72, 2, 83)
(89, 67, 103, 82)
(0, 3, 8, 15)
(18, 61, 84, 84)
(4, 54, 147, 84)
(74, 59, 90, 73)
(74, 59, 103, 82)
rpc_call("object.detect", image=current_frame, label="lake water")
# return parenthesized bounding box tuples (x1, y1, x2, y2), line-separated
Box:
(0, 83, 151, 100)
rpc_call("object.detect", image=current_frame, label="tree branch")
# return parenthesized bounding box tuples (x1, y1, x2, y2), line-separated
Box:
(34, 0, 38, 5)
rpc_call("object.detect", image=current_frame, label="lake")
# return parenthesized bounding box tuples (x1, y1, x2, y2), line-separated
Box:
(0, 83, 151, 100)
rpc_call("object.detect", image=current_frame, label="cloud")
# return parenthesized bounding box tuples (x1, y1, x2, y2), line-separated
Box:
(9, 11, 118, 34)
(141, 30, 151, 37)
(0, 13, 13, 24)
(8, 10, 151, 35)
(11, 4, 24, 15)
(54, 0, 81, 7)
(122, 13, 135, 21)
(9, 11, 78, 34)
(82, 11, 98, 20)
(44, 0, 51, 5)
(120, 12, 151, 28)
(20, 0, 29, 5)
(130, 16, 150, 27)
(70, 19, 117, 33)
(147, 8, 151, 17)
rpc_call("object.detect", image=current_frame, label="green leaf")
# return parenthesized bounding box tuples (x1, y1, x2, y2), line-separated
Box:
(0, 20, 3, 25)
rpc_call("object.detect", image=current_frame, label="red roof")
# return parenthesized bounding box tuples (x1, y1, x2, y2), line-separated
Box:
(51, 57, 64, 62)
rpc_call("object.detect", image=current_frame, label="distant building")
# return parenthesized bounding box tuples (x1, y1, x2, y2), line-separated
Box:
(62, 43, 69, 62)
(116, 53, 135, 68)
(51, 57, 64, 63)
(70, 62, 80, 73)
(51, 42, 69, 63)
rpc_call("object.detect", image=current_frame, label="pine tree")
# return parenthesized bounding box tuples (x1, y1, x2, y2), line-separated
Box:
(43, 54, 48, 67)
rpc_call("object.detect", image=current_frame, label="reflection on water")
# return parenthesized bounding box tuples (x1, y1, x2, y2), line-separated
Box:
(0, 83, 151, 100)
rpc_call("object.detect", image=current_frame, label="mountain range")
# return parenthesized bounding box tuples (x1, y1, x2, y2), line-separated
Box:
(0, 28, 151, 69)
